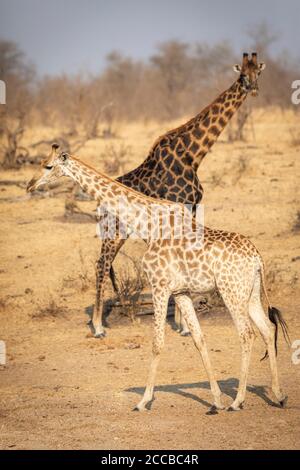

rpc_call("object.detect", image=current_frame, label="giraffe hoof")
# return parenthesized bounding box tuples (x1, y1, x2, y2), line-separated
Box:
(227, 405, 242, 412)
(94, 332, 106, 339)
(206, 405, 218, 415)
(133, 405, 146, 412)
(279, 396, 288, 408)
(180, 331, 191, 337)
(133, 400, 153, 411)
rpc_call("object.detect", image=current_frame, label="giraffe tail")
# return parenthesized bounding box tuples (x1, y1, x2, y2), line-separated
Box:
(259, 259, 290, 361)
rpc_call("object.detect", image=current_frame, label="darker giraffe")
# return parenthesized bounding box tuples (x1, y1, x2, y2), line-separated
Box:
(93, 52, 266, 338)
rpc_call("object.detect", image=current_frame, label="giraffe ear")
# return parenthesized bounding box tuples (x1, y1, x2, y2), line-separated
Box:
(60, 152, 69, 163)
(259, 62, 266, 71)
(233, 64, 242, 73)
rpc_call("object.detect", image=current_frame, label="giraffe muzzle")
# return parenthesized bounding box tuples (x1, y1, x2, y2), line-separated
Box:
(26, 177, 38, 192)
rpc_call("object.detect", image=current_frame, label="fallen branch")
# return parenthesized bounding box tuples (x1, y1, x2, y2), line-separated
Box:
(0, 179, 27, 188)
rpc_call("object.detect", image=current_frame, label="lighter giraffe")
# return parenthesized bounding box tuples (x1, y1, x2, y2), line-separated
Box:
(94, 52, 266, 338)
(27, 147, 289, 412)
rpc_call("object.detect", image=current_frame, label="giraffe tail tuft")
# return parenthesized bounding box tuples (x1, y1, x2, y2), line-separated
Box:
(260, 306, 291, 361)
(259, 256, 291, 361)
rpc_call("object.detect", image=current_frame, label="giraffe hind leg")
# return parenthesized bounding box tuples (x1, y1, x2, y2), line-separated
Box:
(217, 281, 255, 411)
(249, 273, 286, 405)
(227, 316, 255, 411)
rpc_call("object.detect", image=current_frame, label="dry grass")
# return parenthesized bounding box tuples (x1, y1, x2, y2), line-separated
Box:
(0, 298, 7, 311)
(292, 210, 300, 233)
(31, 297, 68, 319)
(289, 128, 300, 147)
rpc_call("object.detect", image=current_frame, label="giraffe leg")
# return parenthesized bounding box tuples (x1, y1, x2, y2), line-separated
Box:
(228, 317, 255, 411)
(175, 295, 224, 412)
(217, 281, 255, 411)
(249, 274, 286, 404)
(92, 237, 126, 338)
(174, 303, 190, 336)
(134, 288, 170, 411)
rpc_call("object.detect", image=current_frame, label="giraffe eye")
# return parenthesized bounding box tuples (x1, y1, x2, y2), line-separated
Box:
(45, 165, 53, 170)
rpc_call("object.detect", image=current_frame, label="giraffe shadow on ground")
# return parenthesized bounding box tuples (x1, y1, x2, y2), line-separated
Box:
(126, 378, 280, 411)
(85, 301, 117, 331)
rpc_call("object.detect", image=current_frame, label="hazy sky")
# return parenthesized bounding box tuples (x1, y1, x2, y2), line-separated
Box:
(0, 0, 299, 76)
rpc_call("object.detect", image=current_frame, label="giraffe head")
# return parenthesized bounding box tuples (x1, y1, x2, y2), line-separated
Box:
(27, 144, 70, 192)
(233, 52, 266, 96)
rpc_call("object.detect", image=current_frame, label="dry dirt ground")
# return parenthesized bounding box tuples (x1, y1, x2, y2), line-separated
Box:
(0, 108, 300, 449)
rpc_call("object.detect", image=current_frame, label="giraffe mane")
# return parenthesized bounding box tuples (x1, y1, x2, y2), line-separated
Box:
(70, 155, 183, 208)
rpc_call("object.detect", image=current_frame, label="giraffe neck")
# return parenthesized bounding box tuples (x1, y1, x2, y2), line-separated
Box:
(162, 78, 247, 171)
(65, 157, 179, 242)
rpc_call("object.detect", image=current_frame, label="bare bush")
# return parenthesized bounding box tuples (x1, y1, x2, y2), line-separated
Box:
(0, 40, 35, 168)
(101, 142, 132, 175)
(115, 253, 147, 322)
(292, 211, 300, 233)
(78, 248, 93, 292)
(0, 298, 7, 311)
(0, 113, 29, 168)
(227, 106, 252, 143)
(231, 155, 250, 185)
(247, 22, 299, 108)
(289, 128, 300, 147)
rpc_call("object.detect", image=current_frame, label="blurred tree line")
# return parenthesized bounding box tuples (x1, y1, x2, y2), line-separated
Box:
(0, 23, 299, 167)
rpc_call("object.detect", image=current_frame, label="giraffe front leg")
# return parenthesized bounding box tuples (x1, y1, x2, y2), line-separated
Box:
(91, 261, 107, 338)
(134, 288, 170, 411)
(92, 237, 125, 338)
(216, 279, 256, 411)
